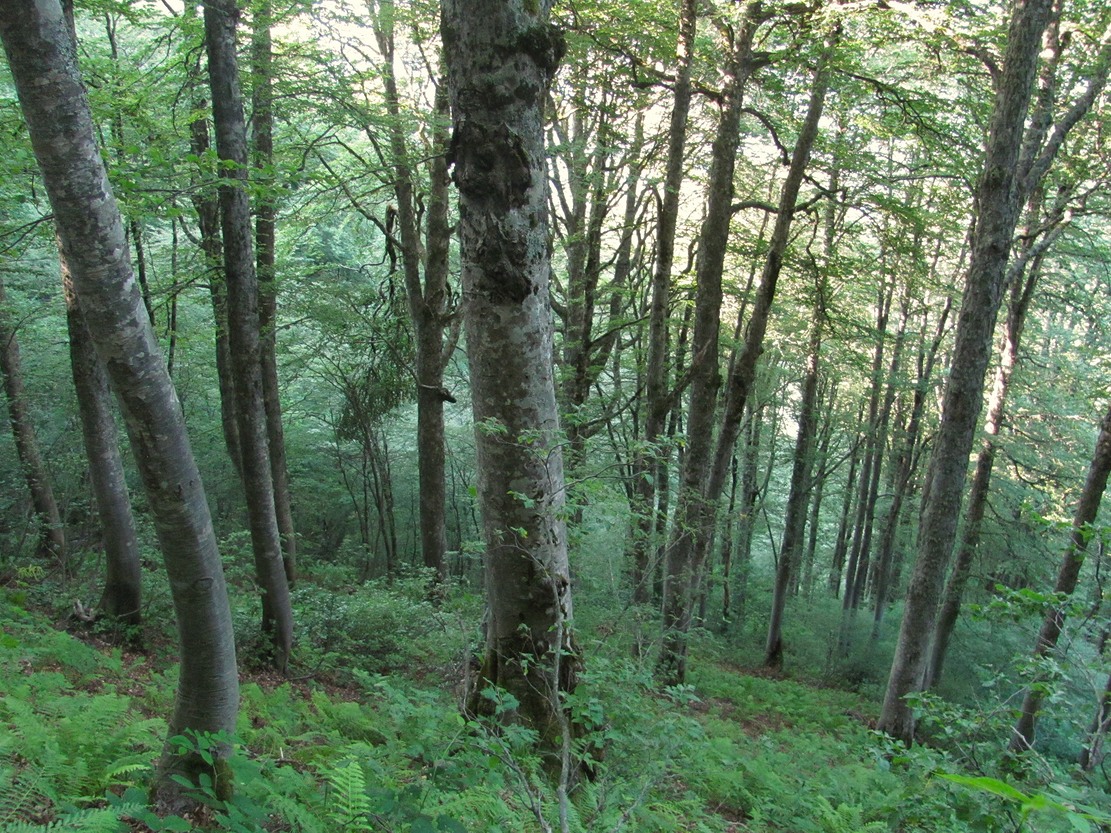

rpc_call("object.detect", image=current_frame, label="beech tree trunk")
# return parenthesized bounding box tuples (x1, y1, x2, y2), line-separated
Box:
(205, 0, 293, 671)
(764, 295, 822, 668)
(878, 0, 1054, 744)
(251, 0, 296, 585)
(442, 0, 577, 751)
(0, 1, 238, 809)
(0, 276, 64, 564)
(1010, 403, 1111, 752)
(63, 265, 141, 628)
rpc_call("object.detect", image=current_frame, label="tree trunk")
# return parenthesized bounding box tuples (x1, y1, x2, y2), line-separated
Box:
(63, 263, 141, 628)
(629, 0, 696, 606)
(251, 0, 296, 586)
(877, 0, 1055, 744)
(0, 2, 239, 809)
(371, 0, 453, 582)
(188, 53, 240, 477)
(871, 296, 951, 640)
(0, 276, 65, 564)
(442, 0, 577, 753)
(1010, 403, 1111, 752)
(764, 294, 822, 668)
(662, 19, 832, 683)
(205, 0, 293, 671)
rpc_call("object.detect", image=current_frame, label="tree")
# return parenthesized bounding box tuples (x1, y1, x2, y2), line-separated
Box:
(877, 0, 1055, 744)
(0, 275, 64, 564)
(205, 0, 293, 670)
(441, 0, 577, 752)
(251, 0, 297, 584)
(0, 0, 238, 808)
(1010, 401, 1111, 752)
(63, 261, 141, 628)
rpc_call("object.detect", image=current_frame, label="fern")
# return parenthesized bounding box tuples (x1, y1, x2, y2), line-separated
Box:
(0, 802, 142, 833)
(812, 796, 887, 833)
(324, 758, 372, 832)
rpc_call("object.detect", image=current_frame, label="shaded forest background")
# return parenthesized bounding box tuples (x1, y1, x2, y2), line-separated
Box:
(1, 0, 1111, 829)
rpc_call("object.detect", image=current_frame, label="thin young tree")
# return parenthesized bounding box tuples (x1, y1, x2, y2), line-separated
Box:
(204, 0, 293, 670)
(0, 276, 64, 564)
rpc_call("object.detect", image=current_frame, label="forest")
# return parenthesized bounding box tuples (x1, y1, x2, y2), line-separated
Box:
(1, 0, 1110, 830)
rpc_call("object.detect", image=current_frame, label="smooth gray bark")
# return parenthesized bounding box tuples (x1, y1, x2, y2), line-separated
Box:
(371, 0, 454, 582)
(204, 0, 293, 670)
(629, 0, 696, 606)
(63, 265, 141, 628)
(251, 0, 297, 585)
(0, 0, 238, 809)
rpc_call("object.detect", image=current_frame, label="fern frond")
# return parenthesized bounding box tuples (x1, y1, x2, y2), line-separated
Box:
(324, 758, 372, 832)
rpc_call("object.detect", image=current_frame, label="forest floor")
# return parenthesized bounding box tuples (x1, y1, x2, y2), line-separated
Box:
(1, 578, 1108, 833)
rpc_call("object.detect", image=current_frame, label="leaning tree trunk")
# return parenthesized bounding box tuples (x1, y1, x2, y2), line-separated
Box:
(63, 265, 141, 628)
(659, 3, 770, 685)
(0, 2, 238, 810)
(0, 276, 64, 564)
(662, 23, 832, 684)
(442, 0, 577, 753)
(251, 0, 296, 585)
(877, 0, 1055, 744)
(205, 0, 293, 671)
(1010, 403, 1111, 752)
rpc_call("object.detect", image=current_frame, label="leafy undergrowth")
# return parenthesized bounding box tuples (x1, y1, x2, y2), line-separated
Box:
(1, 588, 1108, 833)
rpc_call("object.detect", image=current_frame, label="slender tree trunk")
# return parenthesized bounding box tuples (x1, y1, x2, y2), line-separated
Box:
(370, 0, 454, 582)
(205, 0, 293, 671)
(0, 276, 64, 564)
(188, 54, 240, 476)
(1079, 627, 1110, 770)
(0, 3, 239, 809)
(63, 263, 141, 628)
(1010, 403, 1111, 751)
(878, 0, 1055, 743)
(764, 296, 822, 668)
(251, 0, 296, 585)
(442, 0, 577, 752)
(629, 0, 696, 605)
(871, 297, 951, 640)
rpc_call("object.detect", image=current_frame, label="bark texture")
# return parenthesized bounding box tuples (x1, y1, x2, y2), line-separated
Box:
(877, 0, 1054, 744)
(0, 0, 238, 809)
(442, 0, 576, 748)
(205, 0, 293, 670)
(372, 0, 453, 582)
(629, 0, 696, 606)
